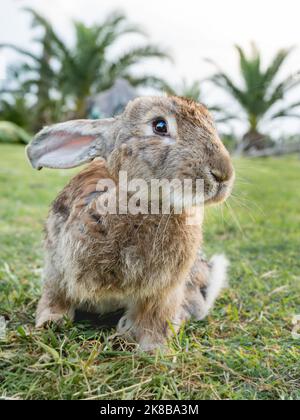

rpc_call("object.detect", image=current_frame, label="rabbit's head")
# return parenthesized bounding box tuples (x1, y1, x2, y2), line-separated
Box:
(27, 96, 234, 204)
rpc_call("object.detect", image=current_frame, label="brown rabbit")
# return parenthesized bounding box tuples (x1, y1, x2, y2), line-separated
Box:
(26, 96, 234, 351)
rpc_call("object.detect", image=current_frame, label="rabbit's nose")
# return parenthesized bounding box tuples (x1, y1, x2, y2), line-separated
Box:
(210, 164, 233, 183)
(210, 169, 227, 183)
(208, 147, 234, 183)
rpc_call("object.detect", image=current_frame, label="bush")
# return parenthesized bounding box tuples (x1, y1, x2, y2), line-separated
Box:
(0, 121, 31, 145)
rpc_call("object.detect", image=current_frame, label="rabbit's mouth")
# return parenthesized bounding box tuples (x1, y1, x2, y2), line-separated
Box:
(205, 179, 234, 205)
(203, 167, 235, 205)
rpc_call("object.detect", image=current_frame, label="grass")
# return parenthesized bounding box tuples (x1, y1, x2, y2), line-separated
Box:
(0, 143, 299, 400)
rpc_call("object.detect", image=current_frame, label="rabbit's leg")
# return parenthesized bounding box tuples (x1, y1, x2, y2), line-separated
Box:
(36, 286, 75, 328)
(117, 284, 185, 351)
(183, 254, 229, 321)
(35, 258, 75, 328)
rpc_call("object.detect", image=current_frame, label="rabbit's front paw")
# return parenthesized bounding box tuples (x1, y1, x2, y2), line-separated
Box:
(117, 315, 134, 334)
(36, 309, 66, 328)
(116, 315, 165, 352)
(138, 335, 165, 352)
(35, 291, 74, 328)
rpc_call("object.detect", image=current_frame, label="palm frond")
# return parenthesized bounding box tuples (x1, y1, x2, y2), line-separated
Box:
(123, 74, 171, 91)
(96, 11, 146, 46)
(0, 43, 39, 63)
(269, 101, 300, 119)
(267, 72, 300, 106)
(24, 7, 72, 60)
(235, 43, 261, 91)
(210, 72, 247, 106)
(108, 45, 171, 78)
(263, 47, 293, 87)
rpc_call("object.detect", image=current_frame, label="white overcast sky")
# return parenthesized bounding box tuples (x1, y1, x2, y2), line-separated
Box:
(0, 0, 300, 135)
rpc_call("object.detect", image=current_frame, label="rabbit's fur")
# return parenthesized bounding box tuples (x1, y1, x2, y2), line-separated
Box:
(27, 96, 234, 351)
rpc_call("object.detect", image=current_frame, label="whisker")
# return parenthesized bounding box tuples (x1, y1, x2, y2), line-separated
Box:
(231, 192, 265, 216)
(229, 195, 257, 223)
(225, 201, 245, 235)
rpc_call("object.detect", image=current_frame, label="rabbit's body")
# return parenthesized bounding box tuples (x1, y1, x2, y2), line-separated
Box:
(28, 96, 235, 350)
(38, 159, 204, 347)
(45, 159, 202, 300)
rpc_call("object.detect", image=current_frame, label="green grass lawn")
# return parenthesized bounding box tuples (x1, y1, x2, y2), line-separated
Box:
(0, 143, 299, 400)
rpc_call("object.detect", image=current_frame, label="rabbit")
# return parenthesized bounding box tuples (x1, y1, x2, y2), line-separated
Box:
(26, 96, 235, 351)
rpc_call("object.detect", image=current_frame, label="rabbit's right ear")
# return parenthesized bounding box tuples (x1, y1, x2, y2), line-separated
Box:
(26, 118, 116, 170)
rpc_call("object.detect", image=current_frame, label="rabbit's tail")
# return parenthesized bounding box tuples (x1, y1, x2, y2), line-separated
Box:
(195, 254, 229, 321)
(205, 254, 229, 309)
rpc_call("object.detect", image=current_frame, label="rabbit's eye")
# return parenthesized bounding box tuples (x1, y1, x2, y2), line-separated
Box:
(152, 119, 168, 135)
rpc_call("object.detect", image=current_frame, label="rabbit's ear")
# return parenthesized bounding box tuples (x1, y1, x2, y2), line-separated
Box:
(26, 118, 116, 170)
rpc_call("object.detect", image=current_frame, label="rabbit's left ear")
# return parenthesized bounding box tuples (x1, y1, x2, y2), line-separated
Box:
(26, 118, 116, 170)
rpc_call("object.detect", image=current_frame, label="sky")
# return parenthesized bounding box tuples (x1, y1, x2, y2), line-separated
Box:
(1, 0, 300, 136)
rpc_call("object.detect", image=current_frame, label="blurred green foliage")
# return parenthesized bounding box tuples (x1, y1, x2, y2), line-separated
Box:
(0, 121, 30, 144)
(0, 8, 170, 132)
(0, 10, 299, 152)
(208, 43, 300, 150)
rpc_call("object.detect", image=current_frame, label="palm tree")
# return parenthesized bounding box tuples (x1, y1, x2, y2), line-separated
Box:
(0, 10, 62, 130)
(0, 8, 170, 127)
(208, 43, 300, 150)
(57, 17, 170, 118)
